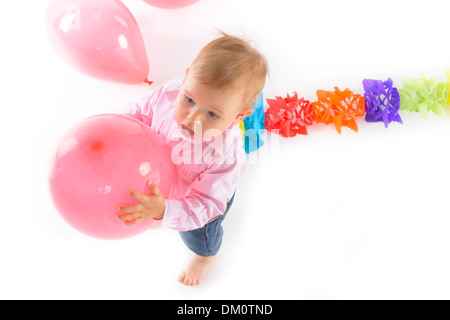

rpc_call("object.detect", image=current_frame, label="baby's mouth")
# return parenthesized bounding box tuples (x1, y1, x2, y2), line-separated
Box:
(181, 124, 194, 136)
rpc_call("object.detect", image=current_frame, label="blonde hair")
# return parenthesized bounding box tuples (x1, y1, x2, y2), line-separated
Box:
(190, 31, 268, 109)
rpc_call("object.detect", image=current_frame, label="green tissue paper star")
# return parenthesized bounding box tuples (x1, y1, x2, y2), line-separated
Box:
(399, 73, 448, 119)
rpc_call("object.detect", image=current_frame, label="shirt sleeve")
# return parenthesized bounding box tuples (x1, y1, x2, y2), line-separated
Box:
(121, 79, 181, 127)
(161, 151, 248, 231)
(122, 94, 156, 127)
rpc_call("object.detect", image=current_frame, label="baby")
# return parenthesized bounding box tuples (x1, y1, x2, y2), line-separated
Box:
(116, 32, 268, 286)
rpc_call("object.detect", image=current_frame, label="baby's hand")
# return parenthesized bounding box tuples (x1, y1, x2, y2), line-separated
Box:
(116, 180, 165, 226)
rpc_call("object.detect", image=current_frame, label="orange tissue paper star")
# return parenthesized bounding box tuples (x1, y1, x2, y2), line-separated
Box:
(311, 87, 365, 134)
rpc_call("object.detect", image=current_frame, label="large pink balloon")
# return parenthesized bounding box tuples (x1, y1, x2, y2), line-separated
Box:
(142, 0, 200, 9)
(49, 114, 179, 240)
(46, 0, 150, 84)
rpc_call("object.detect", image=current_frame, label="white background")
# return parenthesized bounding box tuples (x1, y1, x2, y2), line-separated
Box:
(1, 0, 449, 299)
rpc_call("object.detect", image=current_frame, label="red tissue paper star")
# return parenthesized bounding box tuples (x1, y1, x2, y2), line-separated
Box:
(265, 92, 313, 137)
(311, 87, 365, 134)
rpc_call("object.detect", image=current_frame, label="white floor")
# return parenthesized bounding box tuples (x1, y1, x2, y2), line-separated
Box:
(1, 0, 449, 299)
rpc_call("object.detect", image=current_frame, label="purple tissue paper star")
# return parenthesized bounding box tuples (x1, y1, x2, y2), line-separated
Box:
(362, 78, 402, 128)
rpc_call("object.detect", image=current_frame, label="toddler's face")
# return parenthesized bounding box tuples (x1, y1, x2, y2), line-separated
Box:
(174, 71, 252, 141)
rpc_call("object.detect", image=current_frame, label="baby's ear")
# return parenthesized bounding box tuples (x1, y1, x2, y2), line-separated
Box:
(232, 107, 253, 125)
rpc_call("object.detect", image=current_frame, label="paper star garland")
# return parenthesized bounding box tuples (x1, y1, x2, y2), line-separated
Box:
(362, 78, 402, 128)
(399, 73, 448, 119)
(240, 69, 448, 151)
(311, 87, 365, 134)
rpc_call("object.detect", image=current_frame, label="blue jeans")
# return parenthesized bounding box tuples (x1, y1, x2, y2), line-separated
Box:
(179, 191, 236, 257)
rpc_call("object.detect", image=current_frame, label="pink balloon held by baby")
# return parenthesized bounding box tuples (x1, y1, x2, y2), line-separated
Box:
(49, 114, 179, 240)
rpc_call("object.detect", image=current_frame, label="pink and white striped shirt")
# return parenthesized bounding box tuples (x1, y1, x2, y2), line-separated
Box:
(123, 79, 247, 231)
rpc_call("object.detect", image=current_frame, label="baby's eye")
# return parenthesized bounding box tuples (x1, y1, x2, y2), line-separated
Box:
(208, 111, 219, 119)
(185, 96, 195, 105)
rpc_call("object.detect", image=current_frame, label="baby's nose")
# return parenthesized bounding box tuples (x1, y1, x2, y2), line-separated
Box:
(187, 109, 202, 122)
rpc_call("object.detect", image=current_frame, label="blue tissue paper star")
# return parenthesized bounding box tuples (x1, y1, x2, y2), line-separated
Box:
(242, 93, 265, 153)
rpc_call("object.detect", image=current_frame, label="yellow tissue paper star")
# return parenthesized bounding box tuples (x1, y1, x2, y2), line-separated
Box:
(239, 120, 245, 138)
(445, 68, 450, 105)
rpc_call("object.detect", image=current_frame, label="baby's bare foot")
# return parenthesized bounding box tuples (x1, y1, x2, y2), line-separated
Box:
(177, 254, 218, 286)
